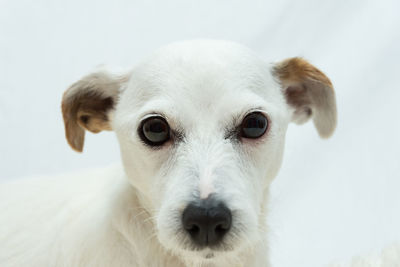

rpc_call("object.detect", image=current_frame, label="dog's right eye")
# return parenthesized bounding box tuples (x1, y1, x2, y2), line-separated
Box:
(139, 116, 170, 146)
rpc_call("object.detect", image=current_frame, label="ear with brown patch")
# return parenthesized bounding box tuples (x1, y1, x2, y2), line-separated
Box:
(272, 57, 337, 138)
(61, 71, 128, 152)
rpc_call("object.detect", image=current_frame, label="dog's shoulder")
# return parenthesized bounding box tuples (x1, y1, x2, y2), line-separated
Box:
(0, 164, 137, 266)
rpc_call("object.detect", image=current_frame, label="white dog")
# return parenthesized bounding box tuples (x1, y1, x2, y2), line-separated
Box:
(0, 40, 337, 267)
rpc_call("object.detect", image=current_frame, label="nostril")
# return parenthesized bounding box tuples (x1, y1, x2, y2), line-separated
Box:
(215, 223, 229, 234)
(211, 211, 232, 241)
(186, 224, 200, 235)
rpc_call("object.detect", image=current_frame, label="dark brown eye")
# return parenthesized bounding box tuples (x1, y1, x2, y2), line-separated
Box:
(240, 112, 268, 139)
(139, 116, 170, 146)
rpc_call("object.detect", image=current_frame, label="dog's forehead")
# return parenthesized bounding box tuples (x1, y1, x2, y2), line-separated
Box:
(123, 40, 282, 126)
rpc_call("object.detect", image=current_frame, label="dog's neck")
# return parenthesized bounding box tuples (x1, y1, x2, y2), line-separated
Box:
(106, 177, 181, 266)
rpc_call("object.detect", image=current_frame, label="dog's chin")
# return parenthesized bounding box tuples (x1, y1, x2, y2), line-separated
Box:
(173, 246, 237, 266)
(158, 232, 246, 265)
(160, 239, 236, 256)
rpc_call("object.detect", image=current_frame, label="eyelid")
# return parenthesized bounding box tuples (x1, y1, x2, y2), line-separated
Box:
(239, 108, 268, 125)
(139, 113, 183, 133)
(137, 113, 168, 131)
(140, 113, 167, 121)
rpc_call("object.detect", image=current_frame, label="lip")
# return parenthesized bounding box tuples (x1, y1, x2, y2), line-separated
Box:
(205, 252, 215, 259)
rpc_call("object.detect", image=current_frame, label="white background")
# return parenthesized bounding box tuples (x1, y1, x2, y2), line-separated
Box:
(1, 0, 399, 266)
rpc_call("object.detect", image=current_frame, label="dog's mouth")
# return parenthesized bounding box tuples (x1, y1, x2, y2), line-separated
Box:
(200, 250, 224, 260)
(204, 252, 215, 259)
(193, 248, 221, 260)
(183, 242, 235, 253)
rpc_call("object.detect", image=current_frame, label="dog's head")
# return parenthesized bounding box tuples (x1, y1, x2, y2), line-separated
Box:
(62, 40, 336, 264)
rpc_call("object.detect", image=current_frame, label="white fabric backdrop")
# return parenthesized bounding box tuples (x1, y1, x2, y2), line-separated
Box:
(1, 0, 399, 266)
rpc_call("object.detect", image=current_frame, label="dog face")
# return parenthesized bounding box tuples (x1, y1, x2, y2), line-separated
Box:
(62, 40, 336, 264)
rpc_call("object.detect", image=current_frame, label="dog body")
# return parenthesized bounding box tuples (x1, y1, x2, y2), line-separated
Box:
(0, 165, 188, 267)
(0, 40, 336, 267)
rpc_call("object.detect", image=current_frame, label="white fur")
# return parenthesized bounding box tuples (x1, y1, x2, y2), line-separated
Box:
(1, 40, 334, 267)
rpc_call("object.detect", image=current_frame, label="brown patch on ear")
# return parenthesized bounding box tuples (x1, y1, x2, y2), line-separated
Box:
(62, 91, 115, 152)
(75, 93, 114, 133)
(273, 57, 337, 138)
(273, 57, 333, 87)
(61, 71, 127, 152)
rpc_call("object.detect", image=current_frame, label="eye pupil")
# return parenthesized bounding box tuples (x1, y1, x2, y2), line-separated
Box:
(240, 112, 268, 139)
(140, 117, 170, 146)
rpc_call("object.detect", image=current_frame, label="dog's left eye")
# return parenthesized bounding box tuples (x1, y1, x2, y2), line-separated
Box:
(139, 116, 170, 146)
(240, 112, 268, 139)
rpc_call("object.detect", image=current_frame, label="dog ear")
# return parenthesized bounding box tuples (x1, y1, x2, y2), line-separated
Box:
(61, 70, 129, 152)
(272, 57, 337, 138)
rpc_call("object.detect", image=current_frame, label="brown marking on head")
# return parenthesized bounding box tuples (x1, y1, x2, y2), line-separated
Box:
(272, 57, 337, 138)
(61, 71, 129, 152)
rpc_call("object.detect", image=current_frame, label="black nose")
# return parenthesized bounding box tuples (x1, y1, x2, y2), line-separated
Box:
(182, 198, 232, 247)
